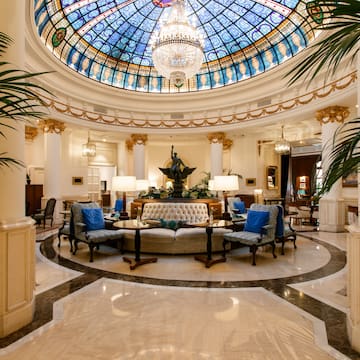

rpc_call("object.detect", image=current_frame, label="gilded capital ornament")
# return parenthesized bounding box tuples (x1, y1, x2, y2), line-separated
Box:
(223, 138, 233, 150)
(131, 134, 148, 145)
(25, 126, 38, 141)
(315, 105, 350, 124)
(38, 119, 66, 134)
(207, 132, 225, 144)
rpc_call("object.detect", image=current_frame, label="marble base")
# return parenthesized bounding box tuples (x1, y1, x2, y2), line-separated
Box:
(319, 198, 345, 232)
(0, 217, 36, 337)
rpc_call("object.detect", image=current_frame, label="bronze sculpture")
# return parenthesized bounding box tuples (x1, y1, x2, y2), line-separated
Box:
(159, 145, 196, 197)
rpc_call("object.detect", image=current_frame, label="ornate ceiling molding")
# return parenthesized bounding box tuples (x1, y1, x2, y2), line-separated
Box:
(40, 72, 356, 130)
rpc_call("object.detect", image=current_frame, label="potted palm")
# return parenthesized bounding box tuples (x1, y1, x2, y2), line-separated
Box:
(286, 0, 360, 194)
(0, 31, 50, 168)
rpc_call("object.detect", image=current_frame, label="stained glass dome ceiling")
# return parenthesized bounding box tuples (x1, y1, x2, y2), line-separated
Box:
(34, 0, 318, 93)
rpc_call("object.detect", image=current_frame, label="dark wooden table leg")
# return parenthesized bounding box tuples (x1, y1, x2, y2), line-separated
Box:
(123, 228, 157, 270)
(195, 227, 226, 268)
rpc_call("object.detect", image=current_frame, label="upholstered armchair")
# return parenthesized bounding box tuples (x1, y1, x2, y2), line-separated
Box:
(223, 204, 279, 265)
(58, 220, 72, 251)
(70, 202, 124, 262)
(32, 198, 56, 228)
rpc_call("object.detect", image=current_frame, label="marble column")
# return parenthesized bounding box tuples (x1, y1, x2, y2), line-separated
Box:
(347, 55, 360, 351)
(38, 119, 66, 224)
(316, 106, 349, 232)
(0, 0, 36, 337)
(130, 134, 148, 180)
(208, 132, 225, 178)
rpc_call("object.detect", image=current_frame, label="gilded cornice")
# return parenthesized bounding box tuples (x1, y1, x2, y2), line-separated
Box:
(38, 72, 356, 130)
(315, 105, 350, 124)
(38, 119, 66, 134)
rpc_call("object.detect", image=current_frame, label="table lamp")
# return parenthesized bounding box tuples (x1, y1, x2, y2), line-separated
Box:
(213, 175, 239, 220)
(112, 176, 136, 220)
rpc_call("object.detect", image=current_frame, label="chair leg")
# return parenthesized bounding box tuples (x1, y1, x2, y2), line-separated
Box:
(271, 241, 277, 259)
(222, 239, 228, 258)
(281, 237, 285, 255)
(72, 240, 78, 255)
(249, 245, 257, 266)
(293, 236, 297, 249)
(58, 233, 61, 248)
(89, 243, 95, 262)
(69, 237, 73, 253)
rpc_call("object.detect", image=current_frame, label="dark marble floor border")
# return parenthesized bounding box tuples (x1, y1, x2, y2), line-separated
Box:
(1, 233, 359, 359)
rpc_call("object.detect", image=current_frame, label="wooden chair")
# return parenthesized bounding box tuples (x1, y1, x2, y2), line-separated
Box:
(33, 198, 56, 228)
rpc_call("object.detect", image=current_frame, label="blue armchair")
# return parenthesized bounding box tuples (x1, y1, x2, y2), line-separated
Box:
(223, 204, 279, 265)
(70, 202, 124, 262)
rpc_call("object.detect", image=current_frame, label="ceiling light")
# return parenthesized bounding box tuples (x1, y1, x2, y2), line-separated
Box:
(82, 131, 96, 157)
(274, 126, 290, 154)
(151, 0, 204, 88)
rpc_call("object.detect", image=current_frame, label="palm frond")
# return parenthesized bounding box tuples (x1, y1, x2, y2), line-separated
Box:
(286, 0, 360, 85)
(319, 118, 360, 195)
(0, 154, 24, 169)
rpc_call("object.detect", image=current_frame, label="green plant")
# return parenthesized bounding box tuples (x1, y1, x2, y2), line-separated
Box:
(286, 0, 360, 86)
(286, 0, 360, 195)
(0, 32, 50, 168)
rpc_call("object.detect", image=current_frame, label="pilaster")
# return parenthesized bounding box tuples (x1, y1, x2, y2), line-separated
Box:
(316, 105, 349, 232)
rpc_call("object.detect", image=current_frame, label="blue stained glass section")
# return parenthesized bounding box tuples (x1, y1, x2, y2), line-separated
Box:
(34, 0, 314, 92)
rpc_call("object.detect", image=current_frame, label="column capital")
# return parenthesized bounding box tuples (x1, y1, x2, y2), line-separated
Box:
(25, 126, 38, 141)
(38, 119, 66, 134)
(207, 132, 225, 144)
(126, 134, 148, 150)
(223, 138, 233, 150)
(315, 105, 350, 124)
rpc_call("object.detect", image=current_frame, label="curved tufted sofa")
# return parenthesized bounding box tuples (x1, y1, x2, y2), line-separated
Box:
(122, 202, 232, 254)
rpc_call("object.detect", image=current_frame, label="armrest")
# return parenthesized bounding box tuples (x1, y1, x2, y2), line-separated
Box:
(258, 224, 273, 241)
(75, 222, 87, 234)
(104, 220, 114, 229)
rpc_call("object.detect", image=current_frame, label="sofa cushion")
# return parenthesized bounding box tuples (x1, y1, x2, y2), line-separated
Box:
(244, 210, 269, 234)
(82, 208, 105, 231)
(160, 218, 184, 230)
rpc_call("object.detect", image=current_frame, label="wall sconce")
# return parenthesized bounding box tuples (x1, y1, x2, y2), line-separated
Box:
(112, 176, 137, 219)
(82, 131, 96, 157)
(213, 175, 239, 220)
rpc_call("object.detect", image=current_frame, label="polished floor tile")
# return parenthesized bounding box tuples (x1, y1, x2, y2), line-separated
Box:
(0, 230, 357, 359)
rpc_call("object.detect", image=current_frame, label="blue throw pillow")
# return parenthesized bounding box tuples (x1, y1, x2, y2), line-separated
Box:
(244, 210, 269, 234)
(160, 218, 183, 230)
(233, 200, 246, 214)
(82, 208, 105, 231)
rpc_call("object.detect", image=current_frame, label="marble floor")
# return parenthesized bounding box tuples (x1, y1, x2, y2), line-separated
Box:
(0, 228, 358, 359)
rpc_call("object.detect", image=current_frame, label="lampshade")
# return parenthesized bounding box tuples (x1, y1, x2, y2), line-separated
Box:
(136, 179, 150, 191)
(111, 176, 137, 192)
(274, 126, 290, 154)
(208, 179, 214, 191)
(213, 176, 239, 191)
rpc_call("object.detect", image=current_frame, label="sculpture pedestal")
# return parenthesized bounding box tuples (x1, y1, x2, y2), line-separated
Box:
(0, 217, 35, 337)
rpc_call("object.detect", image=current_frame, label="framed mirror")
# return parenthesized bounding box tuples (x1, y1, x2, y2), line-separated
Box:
(266, 166, 278, 189)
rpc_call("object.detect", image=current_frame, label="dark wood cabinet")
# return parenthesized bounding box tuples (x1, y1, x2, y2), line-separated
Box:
(26, 184, 43, 216)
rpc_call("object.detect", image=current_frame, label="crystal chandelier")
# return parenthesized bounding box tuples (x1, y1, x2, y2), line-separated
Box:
(151, 0, 204, 88)
(82, 131, 96, 157)
(274, 126, 290, 154)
